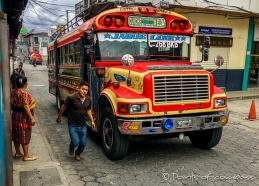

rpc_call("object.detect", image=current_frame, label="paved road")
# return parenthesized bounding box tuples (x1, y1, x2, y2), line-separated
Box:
(23, 62, 259, 186)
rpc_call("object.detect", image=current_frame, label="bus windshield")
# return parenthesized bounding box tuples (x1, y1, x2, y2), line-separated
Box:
(97, 32, 190, 61)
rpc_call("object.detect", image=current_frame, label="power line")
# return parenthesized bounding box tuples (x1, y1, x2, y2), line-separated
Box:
(29, 1, 48, 29)
(31, 1, 61, 17)
(30, 1, 74, 12)
(31, 0, 74, 7)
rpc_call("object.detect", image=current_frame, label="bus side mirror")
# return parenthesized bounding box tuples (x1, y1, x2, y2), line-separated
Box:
(203, 49, 209, 61)
(204, 36, 210, 48)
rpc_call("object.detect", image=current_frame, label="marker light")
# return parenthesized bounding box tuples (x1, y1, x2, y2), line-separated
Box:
(113, 81, 120, 89)
(170, 21, 178, 30)
(162, 119, 174, 131)
(179, 20, 187, 30)
(115, 17, 124, 27)
(104, 16, 113, 27)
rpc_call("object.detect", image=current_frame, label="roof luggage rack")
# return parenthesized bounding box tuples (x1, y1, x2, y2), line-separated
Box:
(51, 2, 154, 41)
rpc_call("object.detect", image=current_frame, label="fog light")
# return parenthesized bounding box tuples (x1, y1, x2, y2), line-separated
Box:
(162, 119, 173, 131)
(220, 116, 228, 125)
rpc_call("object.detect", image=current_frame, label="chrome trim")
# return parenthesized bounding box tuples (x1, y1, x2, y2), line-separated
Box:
(153, 75, 209, 104)
(117, 110, 229, 135)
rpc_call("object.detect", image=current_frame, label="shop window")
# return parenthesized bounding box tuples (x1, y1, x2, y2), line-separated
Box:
(248, 42, 259, 87)
(196, 36, 233, 47)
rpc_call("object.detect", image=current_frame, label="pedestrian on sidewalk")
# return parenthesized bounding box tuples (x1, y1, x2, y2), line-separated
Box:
(56, 81, 95, 161)
(10, 68, 19, 89)
(11, 76, 37, 161)
(18, 64, 25, 78)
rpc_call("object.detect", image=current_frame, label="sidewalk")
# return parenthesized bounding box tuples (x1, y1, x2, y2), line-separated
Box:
(227, 89, 259, 101)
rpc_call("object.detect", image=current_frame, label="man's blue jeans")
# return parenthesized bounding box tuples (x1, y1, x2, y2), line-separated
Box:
(68, 125, 87, 155)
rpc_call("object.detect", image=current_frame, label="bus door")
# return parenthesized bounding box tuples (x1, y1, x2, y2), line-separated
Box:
(82, 31, 99, 116)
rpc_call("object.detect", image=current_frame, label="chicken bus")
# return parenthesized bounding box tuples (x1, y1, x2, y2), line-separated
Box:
(47, 2, 229, 160)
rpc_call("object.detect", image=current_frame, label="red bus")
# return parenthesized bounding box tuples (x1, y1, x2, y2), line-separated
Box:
(48, 2, 229, 160)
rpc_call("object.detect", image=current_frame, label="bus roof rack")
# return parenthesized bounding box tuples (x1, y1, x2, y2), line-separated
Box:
(51, 2, 154, 41)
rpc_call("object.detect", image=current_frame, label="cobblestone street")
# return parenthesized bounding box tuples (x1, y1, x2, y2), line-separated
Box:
(23, 63, 259, 186)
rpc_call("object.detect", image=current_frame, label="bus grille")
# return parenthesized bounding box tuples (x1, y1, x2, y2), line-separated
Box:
(154, 75, 209, 104)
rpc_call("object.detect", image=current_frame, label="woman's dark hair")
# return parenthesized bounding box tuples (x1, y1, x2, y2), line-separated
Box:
(16, 76, 27, 88)
(79, 81, 89, 87)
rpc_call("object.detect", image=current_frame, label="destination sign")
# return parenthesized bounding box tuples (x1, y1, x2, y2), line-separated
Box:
(128, 16, 166, 29)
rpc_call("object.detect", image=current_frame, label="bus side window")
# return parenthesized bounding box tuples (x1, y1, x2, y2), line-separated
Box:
(61, 46, 65, 65)
(75, 40, 81, 64)
(65, 45, 69, 64)
(69, 43, 74, 64)
(58, 47, 61, 65)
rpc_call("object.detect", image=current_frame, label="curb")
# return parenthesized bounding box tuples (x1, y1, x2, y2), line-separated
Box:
(228, 95, 259, 102)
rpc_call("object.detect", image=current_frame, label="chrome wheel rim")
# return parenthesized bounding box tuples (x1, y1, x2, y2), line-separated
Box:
(102, 118, 113, 149)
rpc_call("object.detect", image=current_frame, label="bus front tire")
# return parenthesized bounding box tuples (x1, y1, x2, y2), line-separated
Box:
(189, 127, 222, 149)
(100, 106, 129, 160)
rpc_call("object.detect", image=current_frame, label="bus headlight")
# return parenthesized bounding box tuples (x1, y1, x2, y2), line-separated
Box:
(130, 104, 147, 113)
(118, 103, 147, 113)
(214, 98, 226, 107)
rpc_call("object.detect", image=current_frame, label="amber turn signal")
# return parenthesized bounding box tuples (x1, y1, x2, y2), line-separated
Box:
(113, 81, 120, 89)
(115, 17, 124, 27)
(118, 103, 130, 113)
(170, 20, 178, 30)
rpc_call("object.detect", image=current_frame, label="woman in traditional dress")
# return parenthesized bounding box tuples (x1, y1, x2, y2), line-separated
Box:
(11, 76, 37, 161)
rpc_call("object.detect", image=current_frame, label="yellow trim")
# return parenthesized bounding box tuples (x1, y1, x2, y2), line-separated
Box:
(152, 74, 211, 106)
(82, 21, 90, 30)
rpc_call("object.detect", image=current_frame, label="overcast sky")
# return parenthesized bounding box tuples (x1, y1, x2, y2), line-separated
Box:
(23, 0, 83, 33)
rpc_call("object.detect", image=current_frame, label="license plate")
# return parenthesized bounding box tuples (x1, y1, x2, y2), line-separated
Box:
(177, 119, 192, 129)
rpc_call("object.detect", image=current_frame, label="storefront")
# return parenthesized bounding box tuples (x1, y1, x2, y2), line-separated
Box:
(248, 22, 259, 88)
(173, 8, 250, 91)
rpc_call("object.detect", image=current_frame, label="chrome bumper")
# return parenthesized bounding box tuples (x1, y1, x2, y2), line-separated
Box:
(117, 110, 229, 135)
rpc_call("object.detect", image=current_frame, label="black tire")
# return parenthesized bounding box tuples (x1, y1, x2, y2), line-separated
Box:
(100, 107, 129, 160)
(189, 128, 222, 149)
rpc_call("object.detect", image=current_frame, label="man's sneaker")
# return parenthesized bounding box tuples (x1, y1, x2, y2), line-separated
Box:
(75, 154, 80, 161)
(69, 148, 74, 155)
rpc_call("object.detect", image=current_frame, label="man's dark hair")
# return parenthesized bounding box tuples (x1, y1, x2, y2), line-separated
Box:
(79, 81, 89, 87)
(16, 76, 27, 88)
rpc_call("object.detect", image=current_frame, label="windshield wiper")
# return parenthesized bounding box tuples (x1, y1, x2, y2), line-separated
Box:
(150, 58, 169, 61)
